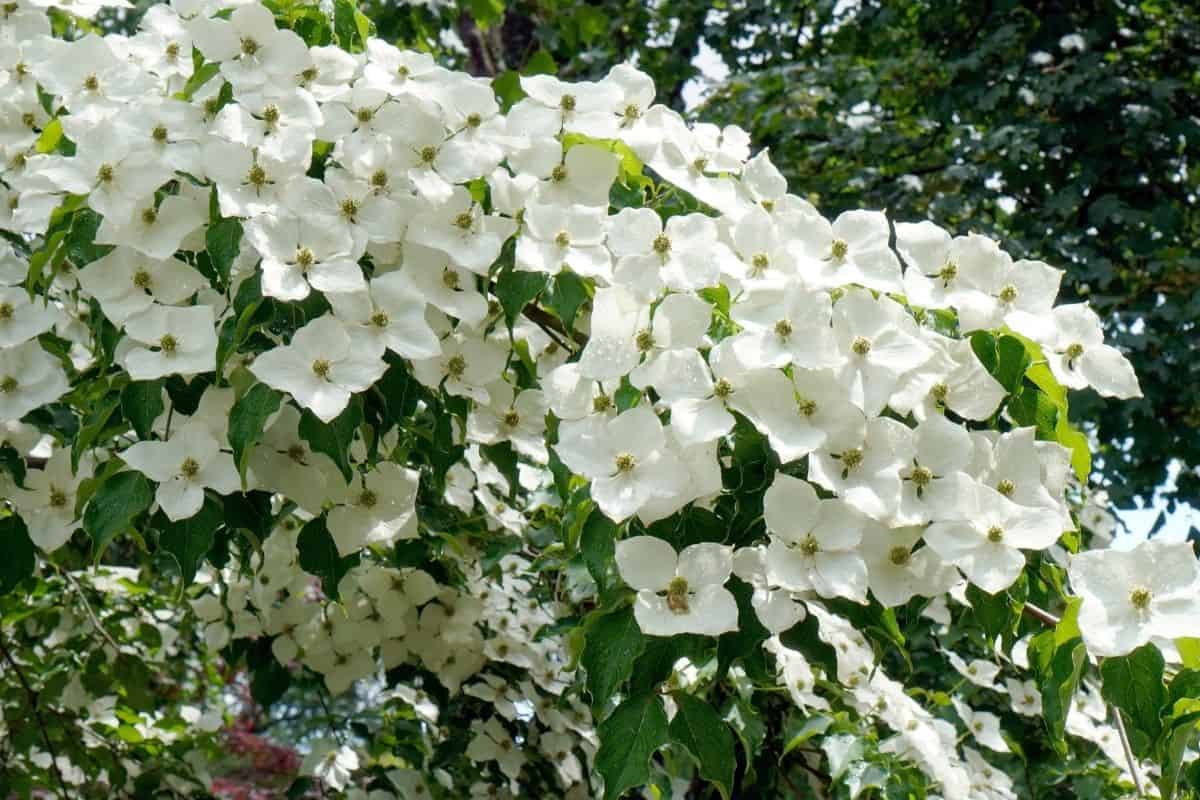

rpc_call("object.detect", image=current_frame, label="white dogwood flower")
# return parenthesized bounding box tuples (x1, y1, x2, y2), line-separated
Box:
(1068, 538, 1200, 657)
(615, 535, 738, 636)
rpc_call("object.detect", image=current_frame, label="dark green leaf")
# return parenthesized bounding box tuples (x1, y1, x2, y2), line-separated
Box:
(1101, 643, 1166, 757)
(0, 444, 27, 488)
(83, 470, 155, 558)
(299, 397, 362, 483)
(669, 693, 736, 800)
(544, 271, 590, 332)
(716, 577, 769, 682)
(120, 380, 164, 441)
(251, 654, 291, 710)
(582, 606, 646, 715)
(228, 383, 282, 486)
(595, 691, 668, 800)
(72, 396, 120, 472)
(297, 515, 359, 600)
(1028, 630, 1087, 753)
(156, 497, 222, 585)
(494, 268, 547, 330)
(0, 515, 36, 595)
(580, 511, 616, 591)
(205, 218, 243, 288)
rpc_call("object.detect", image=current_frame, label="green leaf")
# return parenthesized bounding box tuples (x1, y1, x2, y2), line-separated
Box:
(494, 268, 547, 330)
(1168, 669, 1200, 709)
(970, 330, 998, 373)
(114, 653, 156, 711)
(582, 606, 646, 715)
(716, 577, 769, 682)
(0, 515, 36, 595)
(595, 691, 668, 800)
(966, 573, 1027, 642)
(228, 383, 282, 486)
(580, 510, 616, 591)
(779, 613, 839, 679)
(0, 443, 27, 488)
(1028, 630, 1087, 753)
(35, 118, 62, 153)
(1055, 414, 1091, 483)
(1026, 361, 1067, 409)
(522, 49, 556, 75)
(176, 59, 220, 101)
(991, 334, 1031, 393)
(251, 653, 292, 709)
(468, 0, 504, 29)
(332, 0, 365, 51)
(544, 271, 590, 332)
(83, 470, 155, 559)
(120, 381, 164, 441)
(297, 515, 358, 599)
(628, 635, 710, 696)
(1007, 384, 1059, 436)
(298, 397, 362, 483)
(1157, 712, 1199, 800)
(72, 395, 120, 472)
(205, 218, 243, 288)
(1101, 643, 1166, 757)
(1177, 638, 1200, 670)
(157, 497, 222, 585)
(669, 693, 736, 800)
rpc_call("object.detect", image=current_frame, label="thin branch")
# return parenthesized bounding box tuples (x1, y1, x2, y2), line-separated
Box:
(317, 687, 344, 745)
(57, 567, 122, 654)
(521, 302, 586, 348)
(0, 636, 71, 799)
(1113, 706, 1146, 797)
(1022, 602, 1061, 627)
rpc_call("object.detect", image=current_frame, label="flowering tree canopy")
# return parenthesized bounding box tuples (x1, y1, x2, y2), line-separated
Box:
(1, 1, 1198, 799)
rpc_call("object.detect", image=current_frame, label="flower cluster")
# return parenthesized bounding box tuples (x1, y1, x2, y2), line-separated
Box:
(0, 0, 1192, 797)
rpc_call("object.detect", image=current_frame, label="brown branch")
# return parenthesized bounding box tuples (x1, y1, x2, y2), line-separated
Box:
(1021, 602, 1061, 627)
(0, 636, 71, 798)
(457, 11, 497, 77)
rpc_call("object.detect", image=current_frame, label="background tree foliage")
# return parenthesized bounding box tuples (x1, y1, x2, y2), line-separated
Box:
(344, 0, 1198, 514)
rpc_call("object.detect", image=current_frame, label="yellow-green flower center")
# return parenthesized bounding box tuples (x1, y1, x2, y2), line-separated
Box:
(1129, 586, 1152, 611)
